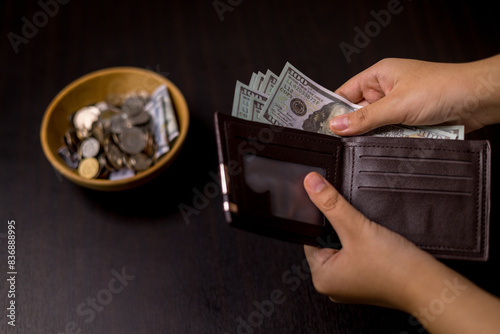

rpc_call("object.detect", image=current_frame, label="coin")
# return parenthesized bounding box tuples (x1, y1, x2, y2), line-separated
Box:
(109, 115, 132, 134)
(97, 153, 111, 178)
(122, 96, 144, 117)
(91, 121, 106, 144)
(143, 131, 155, 157)
(60, 87, 176, 180)
(129, 111, 151, 126)
(79, 137, 101, 158)
(119, 127, 146, 155)
(99, 107, 121, 126)
(64, 128, 80, 153)
(130, 153, 152, 171)
(104, 141, 124, 170)
(78, 158, 100, 179)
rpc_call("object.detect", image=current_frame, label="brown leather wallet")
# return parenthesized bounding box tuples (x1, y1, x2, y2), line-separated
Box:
(215, 112, 491, 261)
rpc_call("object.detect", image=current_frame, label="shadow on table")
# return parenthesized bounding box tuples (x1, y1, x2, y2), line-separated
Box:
(78, 118, 220, 219)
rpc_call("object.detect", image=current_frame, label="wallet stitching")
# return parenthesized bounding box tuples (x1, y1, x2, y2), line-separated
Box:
(344, 143, 478, 154)
(481, 146, 488, 255)
(334, 145, 340, 191)
(350, 147, 355, 203)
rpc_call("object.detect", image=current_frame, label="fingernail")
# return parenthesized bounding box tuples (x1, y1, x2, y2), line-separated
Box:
(306, 173, 326, 193)
(330, 115, 349, 131)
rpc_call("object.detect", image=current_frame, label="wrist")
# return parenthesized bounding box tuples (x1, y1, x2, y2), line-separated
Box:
(462, 55, 500, 127)
(396, 253, 459, 315)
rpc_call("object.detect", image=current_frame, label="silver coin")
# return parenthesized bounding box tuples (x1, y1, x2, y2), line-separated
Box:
(79, 137, 101, 158)
(119, 127, 146, 155)
(109, 115, 132, 134)
(129, 111, 151, 126)
(122, 96, 144, 117)
(99, 107, 121, 126)
(130, 153, 152, 171)
(91, 121, 106, 144)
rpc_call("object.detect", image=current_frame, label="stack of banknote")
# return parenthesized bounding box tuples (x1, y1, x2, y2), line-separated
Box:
(231, 62, 464, 140)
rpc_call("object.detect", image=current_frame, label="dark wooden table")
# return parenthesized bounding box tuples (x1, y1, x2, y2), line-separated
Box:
(1, 1, 499, 333)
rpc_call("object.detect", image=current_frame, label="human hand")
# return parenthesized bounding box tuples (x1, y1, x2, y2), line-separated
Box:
(302, 172, 446, 311)
(330, 56, 500, 135)
(303, 171, 500, 333)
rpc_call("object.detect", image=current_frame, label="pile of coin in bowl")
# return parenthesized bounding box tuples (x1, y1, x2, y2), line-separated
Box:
(58, 84, 179, 180)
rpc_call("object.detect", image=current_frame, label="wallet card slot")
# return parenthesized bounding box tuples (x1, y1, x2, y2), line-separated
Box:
(357, 156, 473, 177)
(359, 170, 472, 180)
(357, 186, 471, 196)
(351, 190, 479, 250)
(356, 172, 474, 194)
(359, 155, 472, 164)
(345, 141, 489, 256)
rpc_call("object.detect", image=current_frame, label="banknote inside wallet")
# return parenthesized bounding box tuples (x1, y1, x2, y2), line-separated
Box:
(215, 112, 491, 261)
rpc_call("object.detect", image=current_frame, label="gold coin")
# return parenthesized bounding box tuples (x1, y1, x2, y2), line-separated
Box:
(78, 158, 100, 179)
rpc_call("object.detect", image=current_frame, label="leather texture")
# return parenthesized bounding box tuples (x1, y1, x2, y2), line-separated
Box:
(215, 112, 491, 261)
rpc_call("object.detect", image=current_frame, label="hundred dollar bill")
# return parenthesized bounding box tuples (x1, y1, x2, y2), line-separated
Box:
(260, 69, 278, 95)
(231, 81, 269, 121)
(249, 72, 258, 87)
(420, 125, 464, 140)
(145, 85, 170, 158)
(369, 124, 458, 139)
(238, 63, 465, 140)
(248, 96, 271, 123)
(259, 62, 361, 137)
(252, 71, 266, 91)
(161, 85, 180, 143)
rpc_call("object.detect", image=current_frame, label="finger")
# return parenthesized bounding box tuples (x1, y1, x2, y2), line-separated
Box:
(335, 74, 367, 105)
(304, 245, 339, 266)
(335, 63, 388, 104)
(303, 172, 369, 243)
(329, 96, 405, 136)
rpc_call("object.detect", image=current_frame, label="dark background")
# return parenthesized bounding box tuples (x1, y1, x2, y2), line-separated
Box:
(1, 0, 499, 333)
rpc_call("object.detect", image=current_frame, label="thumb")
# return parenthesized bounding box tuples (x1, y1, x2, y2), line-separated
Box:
(329, 96, 404, 136)
(303, 172, 369, 244)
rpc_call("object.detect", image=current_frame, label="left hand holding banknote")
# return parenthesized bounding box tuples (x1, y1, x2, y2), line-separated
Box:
(303, 172, 500, 334)
(331, 56, 500, 135)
